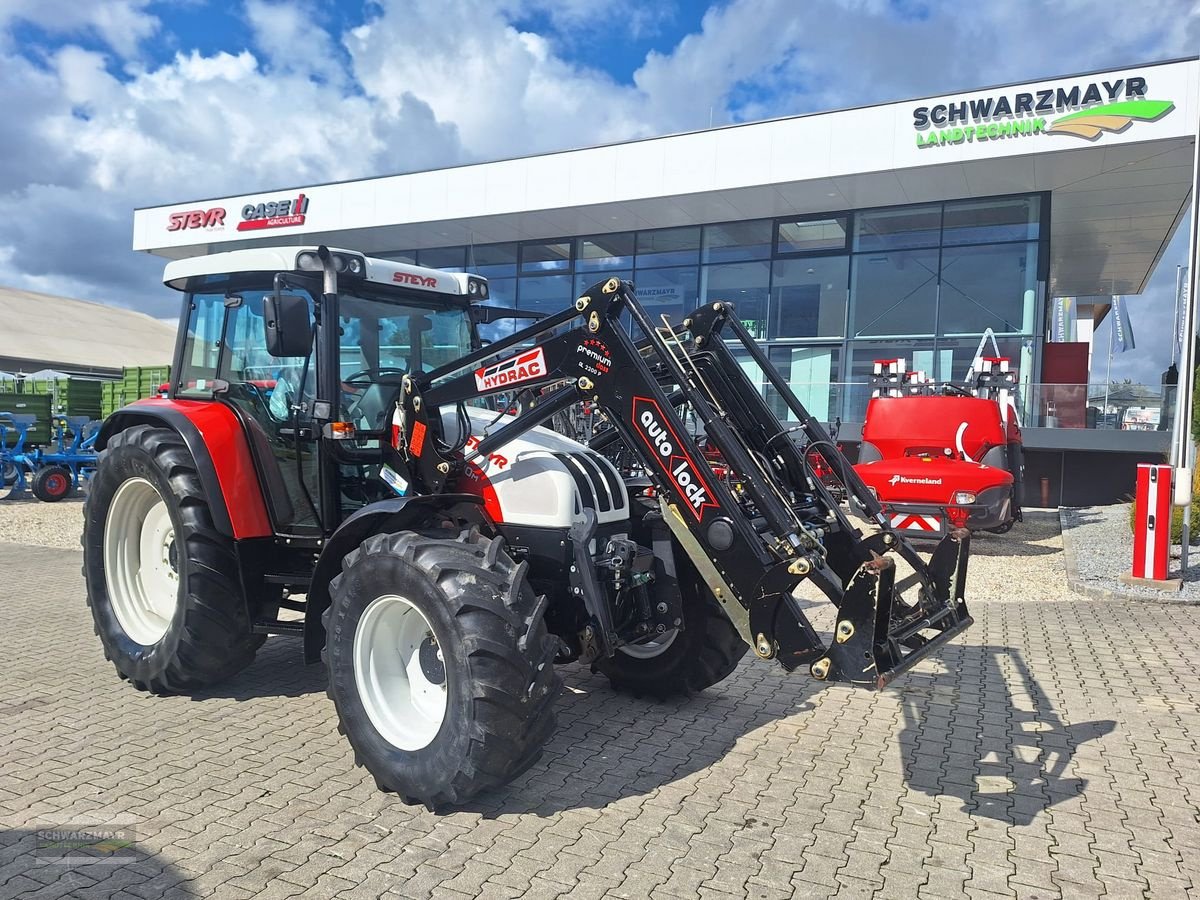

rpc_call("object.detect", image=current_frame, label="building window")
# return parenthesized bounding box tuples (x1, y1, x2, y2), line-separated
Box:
(520, 240, 572, 272)
(942, 196, 1040, 246)
(849, 248, 940, 337)
(845, 339, 937, 420)
(768, 345, 842, 423)
(417, 246, 466, 270)
(702, 220, 773, 263)
(853, 205, 941, 252)
(938, 242, 1037, 335)
(576, 233, 635, 271)
(776, 216, 849, 254)
(469, 243, 518, 277)
(633, 266, 697, 326)
(636, 226, 701, 268)
(770, 256, 848, 338)
(701, 261, 769, 339)
(518, 274, 573, 315)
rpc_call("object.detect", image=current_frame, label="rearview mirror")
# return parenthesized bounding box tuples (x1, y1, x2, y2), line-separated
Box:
(264, 292, 313, 358)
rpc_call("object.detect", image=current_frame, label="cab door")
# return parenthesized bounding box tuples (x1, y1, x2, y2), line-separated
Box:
(214, 290, 322, 532)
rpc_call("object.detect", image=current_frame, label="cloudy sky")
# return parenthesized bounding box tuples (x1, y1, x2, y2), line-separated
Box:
(1, 0, 1197, 382)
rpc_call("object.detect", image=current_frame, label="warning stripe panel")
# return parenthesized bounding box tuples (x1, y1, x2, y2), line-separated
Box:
(890, 513, 941, 532)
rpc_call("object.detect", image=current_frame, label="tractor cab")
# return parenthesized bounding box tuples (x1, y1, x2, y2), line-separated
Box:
(156, 246, 501, 534)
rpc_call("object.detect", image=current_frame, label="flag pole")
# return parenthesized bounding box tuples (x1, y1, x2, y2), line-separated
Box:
(1104, 298, 1115, 426)
(1171, 67, 1200, 501)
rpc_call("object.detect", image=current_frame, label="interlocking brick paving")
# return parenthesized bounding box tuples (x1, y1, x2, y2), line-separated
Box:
(1, 541, 1198, 898)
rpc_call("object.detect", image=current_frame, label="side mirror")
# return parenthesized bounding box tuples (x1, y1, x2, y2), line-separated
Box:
(264, 292, 313, 358)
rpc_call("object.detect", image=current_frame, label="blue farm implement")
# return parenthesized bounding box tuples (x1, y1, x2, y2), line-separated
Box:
(1, 412, 100, 501)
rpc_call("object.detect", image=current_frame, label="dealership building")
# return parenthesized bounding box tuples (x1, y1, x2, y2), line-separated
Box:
(133, 57, 1198, 505)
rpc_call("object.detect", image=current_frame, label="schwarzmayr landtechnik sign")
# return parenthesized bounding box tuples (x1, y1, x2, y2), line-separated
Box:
(913, 74, 1174, 148)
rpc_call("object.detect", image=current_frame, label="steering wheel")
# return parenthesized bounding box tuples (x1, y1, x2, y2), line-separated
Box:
(342, 367, 409, 387)
(942, 384, 973, 398)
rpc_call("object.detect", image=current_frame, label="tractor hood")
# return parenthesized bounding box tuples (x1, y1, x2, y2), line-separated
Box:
(854, 456, 1013, 505)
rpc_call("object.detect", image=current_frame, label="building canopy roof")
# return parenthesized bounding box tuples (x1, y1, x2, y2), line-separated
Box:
(0, 285, 176, 375)
(134, 58, 1199, 298)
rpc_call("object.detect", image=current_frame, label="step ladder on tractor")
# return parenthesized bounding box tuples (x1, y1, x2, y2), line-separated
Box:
(1, 412, 100, 501)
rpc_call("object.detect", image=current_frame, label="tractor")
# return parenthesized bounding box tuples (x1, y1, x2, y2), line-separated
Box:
(84, 245, 972, 807)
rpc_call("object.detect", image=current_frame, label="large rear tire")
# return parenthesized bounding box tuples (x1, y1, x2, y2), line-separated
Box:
(82, 425, 265, 693)
(324, 528, 561, 808)
(595, 557, 748, 698)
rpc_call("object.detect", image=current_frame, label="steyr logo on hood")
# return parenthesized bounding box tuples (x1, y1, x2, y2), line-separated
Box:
(237, 193, 310, 231)
(631, 396, 718, 520)
(889, 474, 943, 486)
(475, 347, 546, 392)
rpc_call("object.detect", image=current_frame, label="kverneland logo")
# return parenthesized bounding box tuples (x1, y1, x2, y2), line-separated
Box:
(632, 396, 718, 520)
(238, 193, 309, 231)
(475, 347, 546, 392)
(889, 475, 943, 486)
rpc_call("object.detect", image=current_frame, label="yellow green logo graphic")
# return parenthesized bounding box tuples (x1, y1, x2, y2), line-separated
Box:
(1047, 99, 1175, 139)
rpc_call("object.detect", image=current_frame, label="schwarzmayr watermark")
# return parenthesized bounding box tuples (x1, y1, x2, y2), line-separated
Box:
(33, 819, 138, 866)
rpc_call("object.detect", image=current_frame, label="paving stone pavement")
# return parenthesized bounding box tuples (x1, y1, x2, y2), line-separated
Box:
(2, 541, 1200, 899)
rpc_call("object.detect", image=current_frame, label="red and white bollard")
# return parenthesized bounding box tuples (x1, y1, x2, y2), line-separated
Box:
(1130, 464, 1172, 582)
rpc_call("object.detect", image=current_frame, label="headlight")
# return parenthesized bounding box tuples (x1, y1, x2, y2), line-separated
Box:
(296, 251, 320, 270)
(953, 491, 977, 504)
(346, 257, 363, 275)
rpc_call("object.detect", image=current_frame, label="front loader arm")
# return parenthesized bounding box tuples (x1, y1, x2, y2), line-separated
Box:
(392, 277, 972, 688)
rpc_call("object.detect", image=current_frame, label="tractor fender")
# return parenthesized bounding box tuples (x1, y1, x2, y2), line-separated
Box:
(97, 399, 271, 539)
(303, 494, 493, 663)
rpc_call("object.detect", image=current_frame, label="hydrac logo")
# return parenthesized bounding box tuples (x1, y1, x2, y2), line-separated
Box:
(475, 348, 546, 392)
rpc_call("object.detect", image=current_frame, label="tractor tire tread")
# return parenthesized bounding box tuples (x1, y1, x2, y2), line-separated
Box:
(83, 425, 264, 694)
(324, 528, 562, 809)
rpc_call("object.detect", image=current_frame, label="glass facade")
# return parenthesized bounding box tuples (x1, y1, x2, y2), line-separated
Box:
(391, 193, 1046, 421)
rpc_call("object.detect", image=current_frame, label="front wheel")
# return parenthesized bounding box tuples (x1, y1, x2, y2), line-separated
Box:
(82, 425, 265, 692)
(324, 528, 562, 808)
(594, 556, 748, 698)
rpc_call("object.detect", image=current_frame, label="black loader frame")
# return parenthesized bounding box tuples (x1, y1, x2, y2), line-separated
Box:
(394, 277, 972, 688)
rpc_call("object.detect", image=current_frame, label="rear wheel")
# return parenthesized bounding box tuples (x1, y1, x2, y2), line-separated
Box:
(32, 465, 73, 502)
(595, 557, 748, 698)
(82, 425, 265, 692)
(324, 528, 562, 808)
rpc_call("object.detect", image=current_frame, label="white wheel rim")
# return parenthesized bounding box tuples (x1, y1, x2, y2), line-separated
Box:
(353, 595, 449, 751)
(618, 628, 679, 659)
(103, 477, 179, 646)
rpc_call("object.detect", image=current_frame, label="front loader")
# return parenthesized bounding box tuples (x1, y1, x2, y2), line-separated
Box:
(84, 246, 971, 807)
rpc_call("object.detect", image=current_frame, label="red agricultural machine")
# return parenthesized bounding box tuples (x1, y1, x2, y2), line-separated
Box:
(854, 353, 1024, 538)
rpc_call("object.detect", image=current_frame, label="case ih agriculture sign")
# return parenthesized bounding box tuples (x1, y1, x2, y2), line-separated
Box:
(237, 193, 310, 231)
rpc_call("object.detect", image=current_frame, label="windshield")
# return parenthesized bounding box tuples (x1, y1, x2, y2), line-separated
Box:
(337, 289, 474, 381)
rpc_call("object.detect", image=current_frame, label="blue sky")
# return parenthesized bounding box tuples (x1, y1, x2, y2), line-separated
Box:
(0, 0, 1196, 383)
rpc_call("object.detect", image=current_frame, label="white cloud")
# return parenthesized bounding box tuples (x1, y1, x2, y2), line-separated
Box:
(0, 0, 159, 58)
(245, 0, 346, 85)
